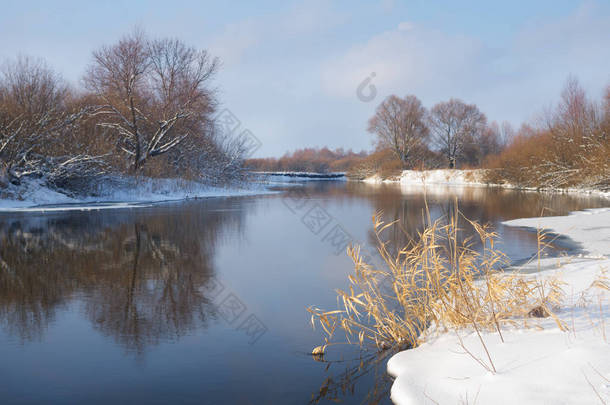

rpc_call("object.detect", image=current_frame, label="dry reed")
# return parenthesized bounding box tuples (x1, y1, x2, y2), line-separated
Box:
(308, 206, 567, 357)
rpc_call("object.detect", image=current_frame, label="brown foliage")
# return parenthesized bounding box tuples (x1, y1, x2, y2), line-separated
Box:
(347, 146, 444, 180)
(485, 77, 609, 189)
(1, 30, 242, 194)
(245, 147, 367, 173)
(346, 149, 397, 179)
(0, 56, 110, 191)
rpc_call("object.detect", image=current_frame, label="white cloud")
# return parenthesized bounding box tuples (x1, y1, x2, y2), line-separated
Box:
(320, 26, 484, 102)
(320, 1, 610, 128)
(209, 0, 346, 67)
(279, 0, 346, 36)
(208, 19, 262, 66)
(397, 21, 414, 32)
(379, 0, 396, 13)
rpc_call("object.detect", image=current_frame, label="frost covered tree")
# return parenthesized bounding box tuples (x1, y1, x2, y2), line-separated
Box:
(367, 95, 429, 168)
(84, 30, 219, 173)
(1, 56, 65, 185)
(484, 76, 609, 189)
(0, 56, 106, 190)
(428, 99, 486, 169)
(540, 76, 609, 186)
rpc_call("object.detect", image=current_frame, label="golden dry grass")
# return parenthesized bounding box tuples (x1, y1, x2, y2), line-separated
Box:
(308, 205, 568, 360)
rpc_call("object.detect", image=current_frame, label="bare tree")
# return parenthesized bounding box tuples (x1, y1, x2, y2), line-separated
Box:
(551, 76, 593, 138)
(84, 31, 219, 172)
(368, 95, 429, 168)
(603, 85, 610, 138)
(0, 56, 106, 189)
(538, 76, 608, 186)
(1, 56, 67, 175)
(0, 55, 67, 116)
(463, 121, 509, 166)
(428, 99, 486, 168)
(500, 121, 515, 146)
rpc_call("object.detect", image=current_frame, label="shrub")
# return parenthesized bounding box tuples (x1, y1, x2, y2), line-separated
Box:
(244, 147, 367, 173)
(378, 159, 404, 179)
(484, 78, 610, 190)
(346, 148, 397, 179)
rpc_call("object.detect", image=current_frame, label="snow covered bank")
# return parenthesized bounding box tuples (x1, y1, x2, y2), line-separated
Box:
(364, 169, 610, 199)
(364, 169, 486, 187)
(387, 208, 610, 404)
(400, 169, 486, 187)
(0, 177, 273, 212)
(504, 208, 610, 258)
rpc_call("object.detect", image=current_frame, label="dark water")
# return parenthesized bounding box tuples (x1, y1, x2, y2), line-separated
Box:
(0, 181, 607, 404)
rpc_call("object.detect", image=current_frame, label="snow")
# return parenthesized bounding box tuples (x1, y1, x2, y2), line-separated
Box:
(364, 169, 610, 199)
(399, 169, 487, 187)
(364, 169, 486, 186)
(0, 177, 274, 212)
(387, 208, 610, 405)
(504, 208, 610, 258)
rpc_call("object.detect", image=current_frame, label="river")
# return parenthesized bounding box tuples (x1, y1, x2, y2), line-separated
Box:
(0, 180, 607, 404)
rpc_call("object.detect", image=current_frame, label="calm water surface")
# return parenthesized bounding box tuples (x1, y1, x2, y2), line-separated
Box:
(0, 181, 608, 404)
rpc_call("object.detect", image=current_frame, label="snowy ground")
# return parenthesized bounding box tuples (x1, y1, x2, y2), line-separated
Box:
(387, 208, 610, 404)
(364, 169, 486, 187)
(0, 177, 274, 212)
(365, 169, 610, 199)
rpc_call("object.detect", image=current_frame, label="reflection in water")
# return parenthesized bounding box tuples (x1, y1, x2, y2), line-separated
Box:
(278, 181, 609, 405)
(310, 350, 394, 405)
(0, 183, 607, 404)
(298, 181, 607, 260)
(0, 201, 247, 353)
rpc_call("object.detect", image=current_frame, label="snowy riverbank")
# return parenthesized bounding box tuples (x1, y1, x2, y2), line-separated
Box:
(364, 169, 610, 199)
(0, 177, 274, 212)
(365, 169, 487, 187)
(387, 208, 610, 404)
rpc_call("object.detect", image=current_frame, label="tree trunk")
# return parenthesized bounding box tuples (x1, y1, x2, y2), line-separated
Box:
(0, 165, 8, 189)
(130, 96, 141, 173)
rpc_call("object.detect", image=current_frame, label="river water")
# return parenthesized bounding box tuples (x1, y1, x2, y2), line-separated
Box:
(0, 181, 607, 404)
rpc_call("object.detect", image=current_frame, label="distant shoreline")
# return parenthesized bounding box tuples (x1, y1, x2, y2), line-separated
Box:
(253, 171, 346, 179)
(361, 169, 610, 199)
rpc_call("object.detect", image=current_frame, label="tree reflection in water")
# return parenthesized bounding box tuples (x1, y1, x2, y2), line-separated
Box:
(0, 184, 607, 404)
(297, 181, 608, 405)
(0, 200, 247, 353)
(310, 349, 395, 405)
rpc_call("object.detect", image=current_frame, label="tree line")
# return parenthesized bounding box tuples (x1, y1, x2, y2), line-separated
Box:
(251, 77, 609, 191)
(366, 94, 509, 170)
(0, 30, 245, 195)
(245, 147, 367, 173)
(246, 95, 512, 177)
(485, 77, 610, 189)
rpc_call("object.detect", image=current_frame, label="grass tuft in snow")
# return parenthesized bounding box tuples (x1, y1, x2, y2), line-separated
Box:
(308, 201, 570, 364)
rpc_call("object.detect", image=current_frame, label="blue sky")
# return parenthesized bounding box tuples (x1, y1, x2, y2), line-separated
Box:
(2, 0, 609, 157)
